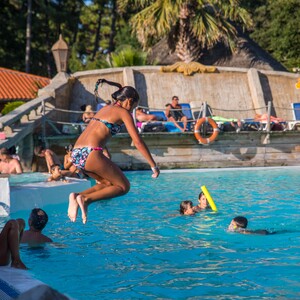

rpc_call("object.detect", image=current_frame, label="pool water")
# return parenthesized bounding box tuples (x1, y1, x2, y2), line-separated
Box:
(4, 167, 300, 299)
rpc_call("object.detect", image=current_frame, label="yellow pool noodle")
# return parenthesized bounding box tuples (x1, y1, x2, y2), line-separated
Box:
(201, 185, 218, 212)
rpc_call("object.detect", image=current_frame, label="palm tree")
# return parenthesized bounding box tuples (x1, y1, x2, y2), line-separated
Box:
(120, 0, 252, 63)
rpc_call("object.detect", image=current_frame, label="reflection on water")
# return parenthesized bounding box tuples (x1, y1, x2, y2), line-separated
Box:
(5, 167, 300, 299)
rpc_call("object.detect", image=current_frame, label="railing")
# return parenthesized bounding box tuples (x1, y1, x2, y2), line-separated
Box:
(0, 95, 55, 148)
(1, 98, 299, 149)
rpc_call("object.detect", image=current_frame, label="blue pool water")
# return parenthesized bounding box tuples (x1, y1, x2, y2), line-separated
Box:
(3, 167, 300, 299)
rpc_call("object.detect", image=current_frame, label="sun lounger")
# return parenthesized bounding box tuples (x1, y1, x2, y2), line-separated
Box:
(287, 103, 300, 130)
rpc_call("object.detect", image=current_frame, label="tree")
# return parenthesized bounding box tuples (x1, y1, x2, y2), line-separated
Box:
(249, 0, 300, 71)
(121, 0, 253, 63)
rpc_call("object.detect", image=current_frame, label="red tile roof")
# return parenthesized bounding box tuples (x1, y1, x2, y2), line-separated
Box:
(0, 67, 50, 101)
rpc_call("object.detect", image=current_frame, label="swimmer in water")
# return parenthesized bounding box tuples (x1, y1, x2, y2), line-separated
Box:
(228, 216, 274, 235)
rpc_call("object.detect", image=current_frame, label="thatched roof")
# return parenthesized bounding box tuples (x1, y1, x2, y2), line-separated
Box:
(147, 33, 287, 72)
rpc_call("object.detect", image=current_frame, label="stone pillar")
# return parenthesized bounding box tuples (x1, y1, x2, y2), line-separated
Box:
(123, 67, 135, 87)
(18, 133, 34, 172)
(247, 68, 266, 114)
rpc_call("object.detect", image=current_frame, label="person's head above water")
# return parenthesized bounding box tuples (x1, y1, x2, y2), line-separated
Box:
(179, 200, 195, 215)
(29, 208, 49, 231)
(228, 216, 248, 232)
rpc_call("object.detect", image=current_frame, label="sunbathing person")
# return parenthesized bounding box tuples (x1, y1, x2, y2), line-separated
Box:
(0, 218, 28, 269)
(135, 107, 158, 122)
(21, 208, 53, 244)
(254, 113, 285, 124)
(165, 96, 188, 132)
(0, 147, 23, 174)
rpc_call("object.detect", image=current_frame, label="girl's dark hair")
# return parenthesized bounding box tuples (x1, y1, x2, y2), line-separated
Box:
(96, 78, 140, 104)
(112, 86, 139, 103)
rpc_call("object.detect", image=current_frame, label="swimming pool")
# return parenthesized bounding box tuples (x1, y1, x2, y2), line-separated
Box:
(4, 167, 300, 299)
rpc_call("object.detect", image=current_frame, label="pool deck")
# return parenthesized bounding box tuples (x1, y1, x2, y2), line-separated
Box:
(0, 266, 72, 299)
(0, 177, 91, 216)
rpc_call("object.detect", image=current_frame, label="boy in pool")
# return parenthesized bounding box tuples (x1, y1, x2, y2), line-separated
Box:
(21, 208, 53, 244)
(179, 201, 195, 215)
(228, 216, 273, 235)
(0, 218, 28, 269)
(193, 191, 211, 212)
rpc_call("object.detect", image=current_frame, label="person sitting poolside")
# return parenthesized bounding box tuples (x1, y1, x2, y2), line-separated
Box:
(165, 96, 188, 132)
(0, 218, 28, 269)
(192, 191, 211, 212)
(82, 105, 95, 123)
(227, 216, 274, 235)
(21, 208, 53, 245)
(0, 147, 23, 174)
(179, 200, 196, 215)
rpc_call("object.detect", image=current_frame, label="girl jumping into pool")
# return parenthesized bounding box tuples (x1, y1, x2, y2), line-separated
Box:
(68, 78, 160, 224)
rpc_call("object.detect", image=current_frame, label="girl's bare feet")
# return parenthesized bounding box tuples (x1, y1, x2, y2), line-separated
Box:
(68, 193, 79, 222)
(76, 194, 88, 224)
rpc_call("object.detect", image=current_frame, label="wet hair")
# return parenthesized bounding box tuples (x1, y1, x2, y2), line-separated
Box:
(172, 96, 179, 100)
(179, 200, 193, 215)
(233, 216, 248, 228)
(30, 208, 49, 231)
(50, 164, 61, 172)
(198, 191, 204, 199)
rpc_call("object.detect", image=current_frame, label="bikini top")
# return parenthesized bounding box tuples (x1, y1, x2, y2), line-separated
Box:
(91, 117, 122, 136)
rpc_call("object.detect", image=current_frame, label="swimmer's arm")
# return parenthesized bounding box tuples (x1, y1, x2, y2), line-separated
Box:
(123, 112, 159, 178)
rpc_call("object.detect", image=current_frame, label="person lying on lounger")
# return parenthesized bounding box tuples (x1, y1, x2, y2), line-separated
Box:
(254, 113, 285, 124)
(135, 107, 158, 122)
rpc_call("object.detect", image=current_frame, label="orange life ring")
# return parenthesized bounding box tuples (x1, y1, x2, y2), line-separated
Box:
(194, 117, 219, 145)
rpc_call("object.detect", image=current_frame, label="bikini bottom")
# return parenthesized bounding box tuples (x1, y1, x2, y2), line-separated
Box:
(71, 147, 103, 170)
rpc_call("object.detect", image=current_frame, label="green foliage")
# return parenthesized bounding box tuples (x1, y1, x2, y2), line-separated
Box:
(1, 101, 25, 115)
(110, 46, 147, 67)
(250, 0, 300, 70)
(0, 0, 299, 75)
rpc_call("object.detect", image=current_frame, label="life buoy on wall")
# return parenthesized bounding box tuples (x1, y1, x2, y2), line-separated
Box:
(194, 117, 219, 145)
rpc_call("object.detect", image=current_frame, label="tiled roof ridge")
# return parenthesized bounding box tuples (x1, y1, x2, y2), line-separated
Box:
(0, 67, 50, 81)
(0, 67, 50, 101)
